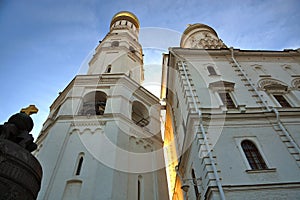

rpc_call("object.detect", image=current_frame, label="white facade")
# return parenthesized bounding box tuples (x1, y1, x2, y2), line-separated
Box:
(161, 24, 300, 200)
(35, 11, 169, 200)
(35, 11, 300, 200)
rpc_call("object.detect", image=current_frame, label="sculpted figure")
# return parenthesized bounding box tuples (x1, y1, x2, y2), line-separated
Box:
(0, 112, 37, 152)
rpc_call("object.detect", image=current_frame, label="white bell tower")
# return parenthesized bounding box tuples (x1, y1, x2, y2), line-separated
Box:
(88, 11, 144, 83)
(35, 11, 169, 200)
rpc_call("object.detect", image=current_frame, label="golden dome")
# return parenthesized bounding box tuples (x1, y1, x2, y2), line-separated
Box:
(183, 23, 218, 38)
(110, 11, 140, 29)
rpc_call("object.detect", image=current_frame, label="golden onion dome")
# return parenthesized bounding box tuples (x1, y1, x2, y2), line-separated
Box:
(110, 11, 140, 29)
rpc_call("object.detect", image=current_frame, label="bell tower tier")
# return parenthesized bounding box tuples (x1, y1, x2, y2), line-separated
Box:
(88, 11, 144, 84)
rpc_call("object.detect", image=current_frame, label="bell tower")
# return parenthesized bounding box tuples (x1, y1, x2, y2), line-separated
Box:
(88, 11, 144, 83)
(35, 11, 169, 200)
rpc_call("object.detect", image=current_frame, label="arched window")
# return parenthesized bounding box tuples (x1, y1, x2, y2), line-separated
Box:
(137, 175, 143, 200)
(75, 154, 84, 176)
(81, 91, 107, 115)
(207, 66, 217, 75)
(241, 140, 267, 170)
(131, 101, 149, 127)
(258, 78, 292, 108)
(106, 65, 112, 73)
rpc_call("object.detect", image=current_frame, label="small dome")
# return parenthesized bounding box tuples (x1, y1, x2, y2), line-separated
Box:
(183, 23, 219, 38)
(110, 11, 140, 29)
(180, 23, 226, 49)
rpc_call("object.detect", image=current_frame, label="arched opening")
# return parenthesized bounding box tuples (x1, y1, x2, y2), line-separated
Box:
(106, 65, 112, 73)
(241, 140, 267, 170)
(131, 101, 149, 127)
(137, 175, 143, 200)
(75, 156, 84, 176)
(81, 91, 107, 115)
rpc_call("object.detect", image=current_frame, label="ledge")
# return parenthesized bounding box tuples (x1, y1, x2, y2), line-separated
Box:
(259, 74, 272, 77)
(245, 168, 276, 173)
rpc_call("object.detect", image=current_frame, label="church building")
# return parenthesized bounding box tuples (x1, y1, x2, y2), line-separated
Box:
(161, 23, 300, 199)
(35, 11, 300, 200)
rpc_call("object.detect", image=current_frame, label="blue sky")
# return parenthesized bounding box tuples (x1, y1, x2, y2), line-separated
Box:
(0, 0, 299, 138)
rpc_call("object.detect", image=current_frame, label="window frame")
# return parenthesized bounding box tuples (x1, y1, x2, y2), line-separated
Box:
(207, 66, 218, 76)
(217, 91, 236, 109)
(74, 153, 85, 176)
(241, 140, 267, 170)
(258, 78, 293, 108)
(235, 137, 271, 171)
(272, 94, 292, 108)
(208, 80, 237, 110)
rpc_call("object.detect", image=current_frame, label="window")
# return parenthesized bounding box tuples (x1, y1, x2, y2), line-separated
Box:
(207, 66, 217, 75)
(75, 154, 84, 176)
(191, 169, 200, 199)
(131, 101, 149, 127)
(273, 95, 291, 108)
(218, 92, 235, 108)
(138, 179, 141, 200)
(258, 78, 292, 107)
(137, 175, 143, 200)
(106, 65, 112, 73)
(81, 91, 107, 115)
(241, 140, 267, 170)
(129, 46, 136, 53)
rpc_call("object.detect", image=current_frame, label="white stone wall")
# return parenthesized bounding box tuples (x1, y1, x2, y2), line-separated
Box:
(165, 47, 300, 199)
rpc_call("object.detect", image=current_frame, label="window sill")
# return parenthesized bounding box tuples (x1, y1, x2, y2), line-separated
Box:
(245, 168, 276, 173)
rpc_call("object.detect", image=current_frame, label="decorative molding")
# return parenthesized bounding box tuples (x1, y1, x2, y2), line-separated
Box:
(70, 121, 106, 134)
(291, 78, 300, 90)
(188, 31, 226, 49)
(258, 78, 289, 93)
(209, 80, 235, 91)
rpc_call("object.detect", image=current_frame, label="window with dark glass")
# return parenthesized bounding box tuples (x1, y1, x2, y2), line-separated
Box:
(207, 66, 217, 75)
(273, 95, 291, 108)
(138, 179, 141, 200)
(218, 92, 235, 108)
(106, 65, 112, 73)
(241, 140, 267, 170)
(75, 156, 84, 175)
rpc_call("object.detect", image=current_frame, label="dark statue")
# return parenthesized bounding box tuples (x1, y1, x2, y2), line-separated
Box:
(0, 112, 37, 152)
(0, 107, 42, 200)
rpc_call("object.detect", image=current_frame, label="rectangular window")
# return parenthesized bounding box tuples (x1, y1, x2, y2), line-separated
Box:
(218, 92, 235, 108)
(273, 95, 291, 108)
